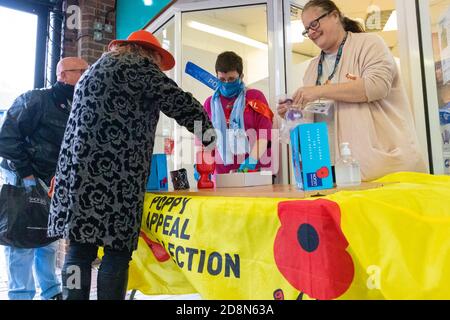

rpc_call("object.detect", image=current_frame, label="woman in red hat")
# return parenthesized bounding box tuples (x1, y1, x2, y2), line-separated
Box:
(47, 30, 216, 300)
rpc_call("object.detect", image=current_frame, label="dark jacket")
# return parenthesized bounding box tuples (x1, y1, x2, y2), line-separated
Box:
(48, 51, 216, 251)
(0, 82, 74, 183)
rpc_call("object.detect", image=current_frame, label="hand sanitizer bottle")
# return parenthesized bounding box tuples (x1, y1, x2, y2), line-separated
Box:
(335, 142, 361, 187)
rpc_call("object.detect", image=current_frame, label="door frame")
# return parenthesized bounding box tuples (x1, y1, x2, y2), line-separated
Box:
(147, 0, 290, 181)
(414, 0, 445, 174)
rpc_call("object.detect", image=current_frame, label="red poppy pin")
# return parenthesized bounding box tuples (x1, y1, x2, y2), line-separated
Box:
(316, 166, 330, 179)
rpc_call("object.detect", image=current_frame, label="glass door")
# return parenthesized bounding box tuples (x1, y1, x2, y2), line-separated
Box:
(180, 4, 271, 186)
(418, 0, 450, 175)
(147, 1, 277, 188)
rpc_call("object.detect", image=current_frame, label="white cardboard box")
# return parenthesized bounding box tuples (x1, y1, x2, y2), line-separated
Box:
(215, 172, 273, 188)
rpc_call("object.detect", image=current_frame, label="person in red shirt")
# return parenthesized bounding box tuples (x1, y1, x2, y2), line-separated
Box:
(203, 51, 273, 174)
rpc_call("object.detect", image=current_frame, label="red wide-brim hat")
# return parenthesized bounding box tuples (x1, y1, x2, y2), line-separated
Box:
(109, 30, 175, 71)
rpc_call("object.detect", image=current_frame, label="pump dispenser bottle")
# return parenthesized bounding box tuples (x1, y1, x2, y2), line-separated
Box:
(335, 142, 361, 187)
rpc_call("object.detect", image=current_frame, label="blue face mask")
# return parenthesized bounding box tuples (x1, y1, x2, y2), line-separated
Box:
(219, 78, 243, 98)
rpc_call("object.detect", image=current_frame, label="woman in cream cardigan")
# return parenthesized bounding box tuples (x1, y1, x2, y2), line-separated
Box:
(278, 0, 427, 181)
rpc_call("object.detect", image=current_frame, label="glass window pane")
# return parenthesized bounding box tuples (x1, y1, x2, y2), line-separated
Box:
(288, 1, 400, 92)
(0, 6, 37, 113)
(181, 5, 270, 184)
(182, 5, 269, 105)
(428, 0, 450, 175)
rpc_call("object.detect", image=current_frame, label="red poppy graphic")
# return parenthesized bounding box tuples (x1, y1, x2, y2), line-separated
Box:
(139, 231, 170, 262)
(160, 177, 168, 188)
(274, 199, 354, 300)
(316, 166, 330, 179)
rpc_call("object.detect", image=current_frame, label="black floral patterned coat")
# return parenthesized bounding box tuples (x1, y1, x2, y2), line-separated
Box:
(47, 51, 215, 251)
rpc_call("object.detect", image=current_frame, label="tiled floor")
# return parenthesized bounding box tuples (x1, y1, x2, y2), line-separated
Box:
(0, 246, 200, 300)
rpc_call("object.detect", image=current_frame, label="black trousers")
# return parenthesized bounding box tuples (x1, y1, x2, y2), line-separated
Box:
(61, 242, 133, 300)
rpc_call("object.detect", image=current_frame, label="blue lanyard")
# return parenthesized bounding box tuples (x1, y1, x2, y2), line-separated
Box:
(316, 32, 348, 86)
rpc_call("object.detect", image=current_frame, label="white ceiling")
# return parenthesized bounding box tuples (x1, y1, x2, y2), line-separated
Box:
(186, 0, 450, 59)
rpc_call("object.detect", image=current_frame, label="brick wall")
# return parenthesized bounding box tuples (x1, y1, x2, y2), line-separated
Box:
(62, 0, 116, 65)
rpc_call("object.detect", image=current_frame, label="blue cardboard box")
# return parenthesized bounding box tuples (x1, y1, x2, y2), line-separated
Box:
(290, 122, 333, 191)
(146, 154, 168, 191)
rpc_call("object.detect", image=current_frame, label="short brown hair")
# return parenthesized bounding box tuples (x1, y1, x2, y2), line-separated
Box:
(215, 51, 243, 76)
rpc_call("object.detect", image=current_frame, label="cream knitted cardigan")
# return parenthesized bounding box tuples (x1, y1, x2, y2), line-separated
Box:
(302, 32, 427, 181)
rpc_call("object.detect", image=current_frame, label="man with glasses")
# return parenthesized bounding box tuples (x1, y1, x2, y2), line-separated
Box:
(0, 56, 88, 300)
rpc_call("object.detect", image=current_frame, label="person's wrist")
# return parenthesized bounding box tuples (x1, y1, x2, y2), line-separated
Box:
(316, 85, 326, 100)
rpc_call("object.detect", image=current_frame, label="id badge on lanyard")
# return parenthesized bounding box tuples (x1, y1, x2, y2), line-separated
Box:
(316, 32, 348, 86)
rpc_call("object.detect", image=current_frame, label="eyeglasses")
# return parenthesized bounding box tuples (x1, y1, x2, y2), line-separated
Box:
(302, 11, 330, 37)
